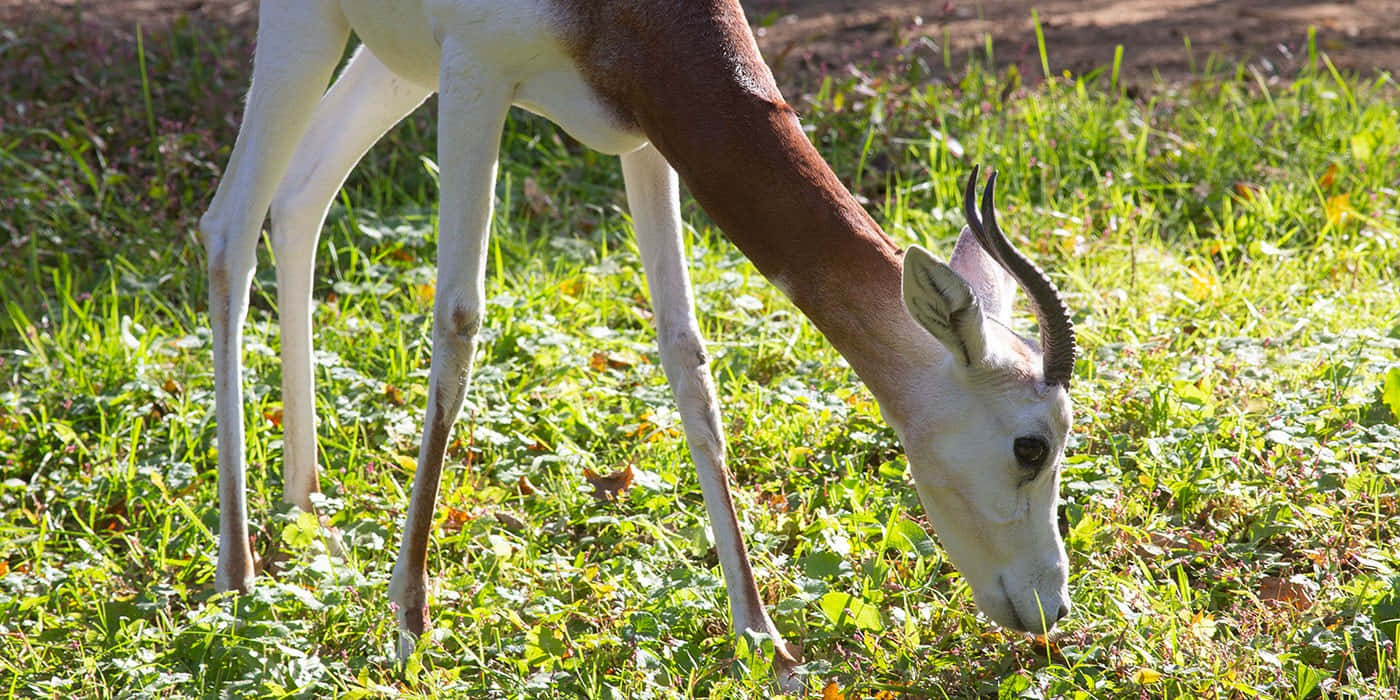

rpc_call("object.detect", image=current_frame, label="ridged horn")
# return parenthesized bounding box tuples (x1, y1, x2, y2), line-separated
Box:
(961, 165, 1077, 387)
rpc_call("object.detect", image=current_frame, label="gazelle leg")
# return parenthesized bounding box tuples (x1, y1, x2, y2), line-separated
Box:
(268, 46, 432, 513)
(200, 0, 349, 593)
(387, 46, 511, 658)
(621, 144, 802, 688)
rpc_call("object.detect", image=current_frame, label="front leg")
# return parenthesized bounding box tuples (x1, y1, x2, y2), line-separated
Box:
(387, 46, 511, 658)
(621, 145, 802, 691)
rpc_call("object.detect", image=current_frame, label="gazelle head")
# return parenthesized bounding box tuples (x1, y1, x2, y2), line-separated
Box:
(895, 166, 1077, 634)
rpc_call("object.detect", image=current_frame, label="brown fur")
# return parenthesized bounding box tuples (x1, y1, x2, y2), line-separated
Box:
(550, 0, 927, 397)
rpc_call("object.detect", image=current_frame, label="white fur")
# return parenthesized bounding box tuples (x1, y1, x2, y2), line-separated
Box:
(202, 0, 795, 672)
(896, 227, 1072, 632)
(201, 0, 1070, 685)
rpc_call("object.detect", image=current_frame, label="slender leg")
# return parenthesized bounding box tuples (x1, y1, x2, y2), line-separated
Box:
(387, 44, 511, 658)
(200, 0, 350, 593)
(621, 145, 802, 689)
(268, 46, 433, 512)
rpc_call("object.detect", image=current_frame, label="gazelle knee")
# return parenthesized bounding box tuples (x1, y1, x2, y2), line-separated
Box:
(438, 297, 484, 343)
(659, 327, 709, 374)
(200, 213, 257, 291)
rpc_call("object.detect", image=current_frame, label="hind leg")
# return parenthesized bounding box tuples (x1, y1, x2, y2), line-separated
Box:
(268, 46, 432, 513)
(200, 0, 349, 593)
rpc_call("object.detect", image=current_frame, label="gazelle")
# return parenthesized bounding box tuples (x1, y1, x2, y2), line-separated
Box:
(201, 0, 1079, 685)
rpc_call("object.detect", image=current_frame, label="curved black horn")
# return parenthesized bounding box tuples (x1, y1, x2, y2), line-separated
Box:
(961, 167, 1077, 387)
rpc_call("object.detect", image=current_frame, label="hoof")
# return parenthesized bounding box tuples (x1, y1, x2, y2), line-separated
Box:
(388, 564, 431, 661)
(773, 640, 806, 695)
(319, 517, 346, 559)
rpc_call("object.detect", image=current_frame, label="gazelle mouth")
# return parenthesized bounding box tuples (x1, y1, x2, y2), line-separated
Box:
(997, 576, 1031, 632)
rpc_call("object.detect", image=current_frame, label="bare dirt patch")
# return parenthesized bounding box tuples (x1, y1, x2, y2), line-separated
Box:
(5, 0, 1394, 88)
(746, 0, 1400, 89)
(4, 1, 1396, 90)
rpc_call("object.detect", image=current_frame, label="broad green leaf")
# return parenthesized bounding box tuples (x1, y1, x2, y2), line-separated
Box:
(802, 551, 851, 579)
(818, 592, 883, 631)
(886, 518, 938, 558)
(280, 510, 320, 549)
(1383, 367, 1400, 421)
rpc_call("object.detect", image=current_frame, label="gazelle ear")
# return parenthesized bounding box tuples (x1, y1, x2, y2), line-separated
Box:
(902, 244, 988, 367)
(948, 225, 1016, 323)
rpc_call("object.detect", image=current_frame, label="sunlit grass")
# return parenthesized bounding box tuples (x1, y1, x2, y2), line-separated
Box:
(2, 13, 1399, 699)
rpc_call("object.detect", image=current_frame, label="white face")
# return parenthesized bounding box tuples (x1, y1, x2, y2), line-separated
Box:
(893, 330, 1072, 634)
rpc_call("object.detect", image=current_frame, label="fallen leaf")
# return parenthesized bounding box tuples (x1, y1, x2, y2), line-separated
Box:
(758, 491, 789, 513)
(1232, 181, 1261, 201)
(589, 351, 610, 373)
(517, 475, 538, 496)
(263, 406, 283, 428)
(821, 681, 845, 700)
(589, 351, 636, 372)
(1030, 633, 1061, 655)
(1318, 162, 1339, 189)
(583, 464, 634, 502)
(162, 377, 183, 396)
(493, 510, 526, 532)
(1260, 576, 1316, 610)
(441, 506, 473, 533)
(384, 384, 405, 406)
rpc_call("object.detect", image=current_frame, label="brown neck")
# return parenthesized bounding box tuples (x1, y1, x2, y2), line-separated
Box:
(554, 0, 934, 405)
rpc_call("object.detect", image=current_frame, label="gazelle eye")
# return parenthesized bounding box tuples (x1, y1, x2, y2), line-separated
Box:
(1013, 436, 1050, 472)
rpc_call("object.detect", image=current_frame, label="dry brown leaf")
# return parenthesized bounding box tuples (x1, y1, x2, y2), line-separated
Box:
(441, 506, 473, 533)
(583, 464, 634, 502)
(1260, 576, 1315, 610)
(384, 383, 405, 406)
(589, 351, 610, 373)
(821, 681, 845, 700)
(1232, 181, 1261, 201)
(1318, 162, 1339, 189)
(589, 351, 636, 372)
(493, 510, 526, 532)
(517, 475, 538, 496)
(758, 491, 789, 513)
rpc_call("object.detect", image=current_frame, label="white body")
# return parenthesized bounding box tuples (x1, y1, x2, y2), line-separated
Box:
(200, 0, 1075, 688)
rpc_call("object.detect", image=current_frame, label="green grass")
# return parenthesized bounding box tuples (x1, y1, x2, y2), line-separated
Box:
(3, 12, 1400, 699)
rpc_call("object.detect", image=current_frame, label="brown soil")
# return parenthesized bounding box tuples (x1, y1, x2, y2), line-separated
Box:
(3, 0, 1397, 87)
(746, 0, 1400, 87)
